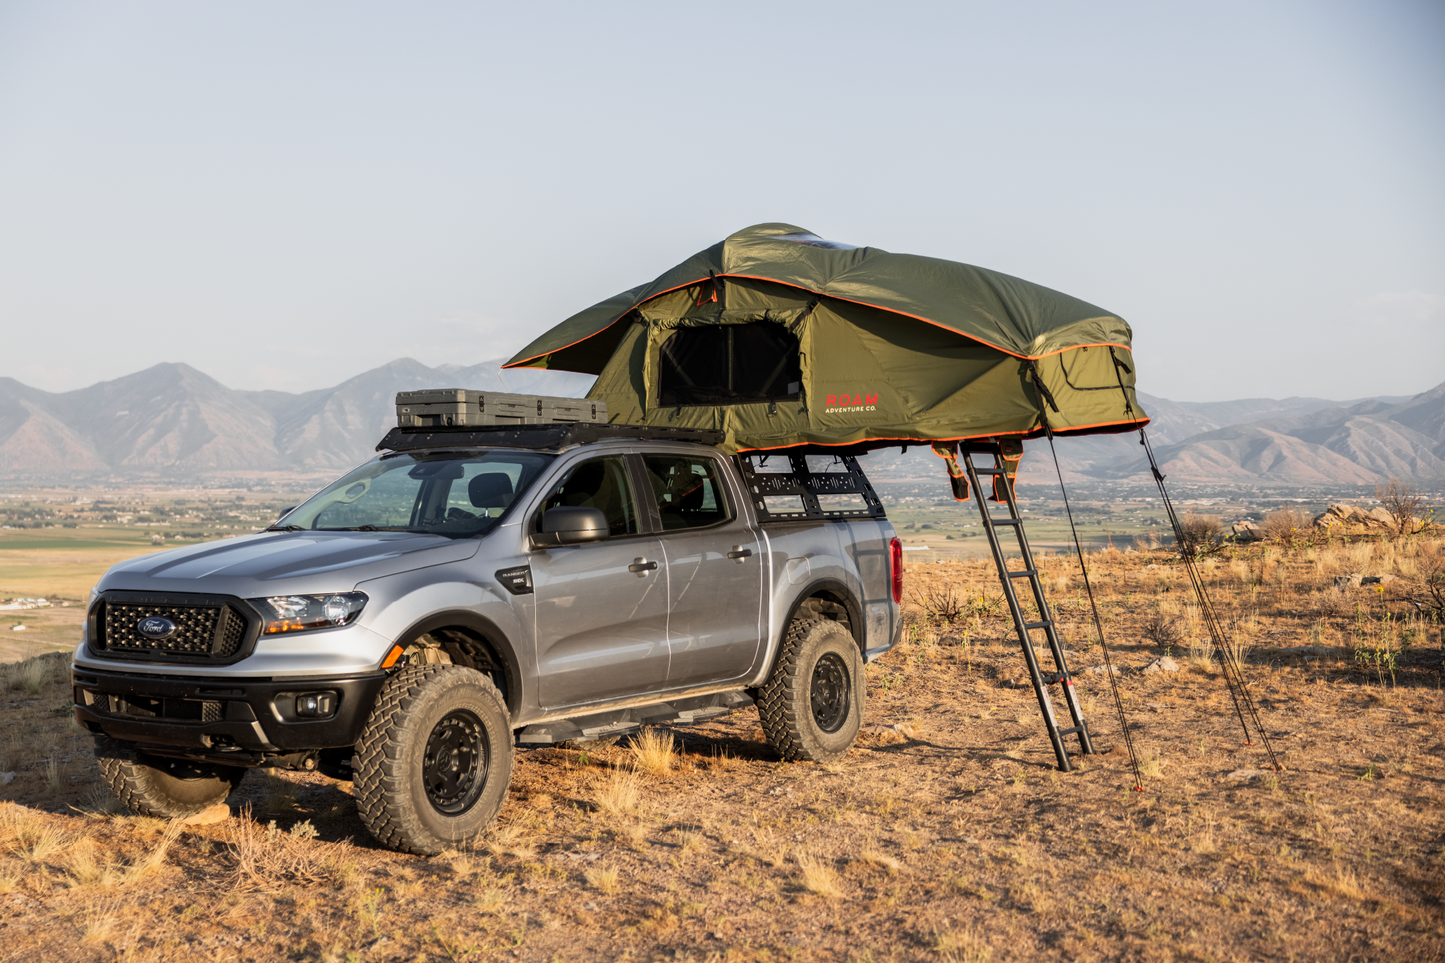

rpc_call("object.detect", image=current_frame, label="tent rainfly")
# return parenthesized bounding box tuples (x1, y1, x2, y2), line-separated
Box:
(504, 223, 1150, 460)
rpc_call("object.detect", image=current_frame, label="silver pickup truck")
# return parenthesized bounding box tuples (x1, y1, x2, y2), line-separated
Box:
(72, 420, 902, 853)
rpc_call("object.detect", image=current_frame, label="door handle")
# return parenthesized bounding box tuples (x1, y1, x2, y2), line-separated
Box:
(726, 546, 753, 561)
(628, 558, 659, 574)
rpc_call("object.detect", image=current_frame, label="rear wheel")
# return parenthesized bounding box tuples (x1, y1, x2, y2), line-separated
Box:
(94, 735, 245, 817)
(758, 618, 865, 763)
(353, 664, 514, 855)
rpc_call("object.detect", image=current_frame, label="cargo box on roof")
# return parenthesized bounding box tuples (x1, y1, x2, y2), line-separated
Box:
(395, 390, 607, 429)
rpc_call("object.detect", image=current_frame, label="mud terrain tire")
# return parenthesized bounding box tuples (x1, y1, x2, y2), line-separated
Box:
(354, 664, 514, 855)
(758, 618, 865, 763)
(94, 735, 245, 817)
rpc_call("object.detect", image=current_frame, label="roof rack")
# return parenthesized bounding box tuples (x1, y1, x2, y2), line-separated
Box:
(375, 423, 726, 453)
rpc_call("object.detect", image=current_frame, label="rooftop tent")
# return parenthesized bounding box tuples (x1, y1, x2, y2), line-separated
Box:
(503, 223, 1149, 454)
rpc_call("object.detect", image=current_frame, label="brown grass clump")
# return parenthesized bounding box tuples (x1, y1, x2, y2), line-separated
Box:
(934, 928, 993, 963)
(593, 768, 642, 816)
(584, 863, 620, 895)
(626, 728, 677, 776)
(795, 851, 843, 899)
(858, 849, 902, 874)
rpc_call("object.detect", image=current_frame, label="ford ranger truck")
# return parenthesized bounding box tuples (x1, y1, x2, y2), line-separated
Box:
(73, 420, 903, 854)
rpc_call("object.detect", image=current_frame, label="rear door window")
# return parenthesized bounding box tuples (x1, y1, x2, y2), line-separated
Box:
(641, 455, 731, 531)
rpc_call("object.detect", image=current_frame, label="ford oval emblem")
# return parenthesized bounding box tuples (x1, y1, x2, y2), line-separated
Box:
(137, 616, 178, 640)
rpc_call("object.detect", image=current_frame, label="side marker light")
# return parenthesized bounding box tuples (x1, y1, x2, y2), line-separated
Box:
(381, 645, 404, 669)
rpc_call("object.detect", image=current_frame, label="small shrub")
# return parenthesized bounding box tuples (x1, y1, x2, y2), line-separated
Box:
(916, 586, 964, 622)
(1141, 614, 1182, 650)
(1263, 508, 1313, 546)
(1177, 511, 1223, 558)
(1376, 478, 1426, 537)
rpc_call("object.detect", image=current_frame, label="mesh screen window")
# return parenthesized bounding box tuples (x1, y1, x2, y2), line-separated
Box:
(658, 323, 801, 407)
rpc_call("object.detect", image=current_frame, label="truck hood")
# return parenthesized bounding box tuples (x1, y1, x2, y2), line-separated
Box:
(98, 530, 484, 598)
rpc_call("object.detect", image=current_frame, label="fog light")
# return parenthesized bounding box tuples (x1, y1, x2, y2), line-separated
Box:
(295, 692, 337, 718)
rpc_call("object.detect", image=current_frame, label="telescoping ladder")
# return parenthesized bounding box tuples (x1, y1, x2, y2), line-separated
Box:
(960, 441, 1095, 772)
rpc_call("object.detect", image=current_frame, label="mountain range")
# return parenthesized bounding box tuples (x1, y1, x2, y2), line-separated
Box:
(0, 359, 591, 478)
(1, 360, 1442, 486)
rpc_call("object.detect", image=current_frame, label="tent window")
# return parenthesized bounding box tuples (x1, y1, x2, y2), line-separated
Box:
(658, 323, 802, 407)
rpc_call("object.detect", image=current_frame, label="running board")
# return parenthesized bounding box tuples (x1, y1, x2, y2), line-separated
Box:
(517, 690, 755, 745)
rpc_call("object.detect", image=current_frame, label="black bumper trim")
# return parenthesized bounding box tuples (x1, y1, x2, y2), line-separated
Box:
(72, 667, 388, 754)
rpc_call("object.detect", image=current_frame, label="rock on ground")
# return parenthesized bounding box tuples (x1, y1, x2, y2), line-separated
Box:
(182, 803, 232, 826)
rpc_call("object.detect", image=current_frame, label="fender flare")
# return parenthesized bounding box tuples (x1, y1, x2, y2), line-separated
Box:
(778, 577, 865, 654)
(392, 609, 524, 716)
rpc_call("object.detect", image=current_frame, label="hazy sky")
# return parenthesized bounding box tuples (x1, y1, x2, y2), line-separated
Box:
(2, 1, 1441, 402)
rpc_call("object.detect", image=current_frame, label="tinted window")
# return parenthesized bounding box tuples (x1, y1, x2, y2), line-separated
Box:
(642, 455, 731, 531)
(538, 456, 639, 537)
(658, 322, 801, 407)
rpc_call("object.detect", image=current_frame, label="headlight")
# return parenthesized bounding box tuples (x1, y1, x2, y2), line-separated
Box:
(249, 592, 368, 635)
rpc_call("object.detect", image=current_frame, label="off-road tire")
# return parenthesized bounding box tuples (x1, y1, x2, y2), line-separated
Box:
(758, 618, 866, 763)
(353, 664, 514, 855)
(93, 735, 245, 817)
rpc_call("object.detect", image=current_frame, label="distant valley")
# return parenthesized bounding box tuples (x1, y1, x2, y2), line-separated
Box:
(1, 360, 1442, 487)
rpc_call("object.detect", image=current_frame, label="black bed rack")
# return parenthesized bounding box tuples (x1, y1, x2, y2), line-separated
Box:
(734, 452, 886, 523)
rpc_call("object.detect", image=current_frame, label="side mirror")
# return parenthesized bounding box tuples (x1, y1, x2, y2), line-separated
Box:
(532, 507, 609, 548)
(277, 506, 297, 520)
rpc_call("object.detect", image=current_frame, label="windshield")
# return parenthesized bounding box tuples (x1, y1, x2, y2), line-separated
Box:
(278, 450, 555, 537)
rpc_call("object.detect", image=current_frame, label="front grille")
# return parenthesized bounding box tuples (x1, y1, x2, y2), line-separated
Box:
(92, 595, 256, 662)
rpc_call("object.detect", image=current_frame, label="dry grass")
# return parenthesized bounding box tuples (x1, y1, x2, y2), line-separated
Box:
(626, 728, 677, 776)
(584, 863, 620, 895)
(0, 530, 1441, 961)
(794, 850, 843, 899)
(593, 767, 642, 816)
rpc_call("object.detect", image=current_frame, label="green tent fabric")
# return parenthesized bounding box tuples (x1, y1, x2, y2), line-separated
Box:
(504, 223, 1148, 454)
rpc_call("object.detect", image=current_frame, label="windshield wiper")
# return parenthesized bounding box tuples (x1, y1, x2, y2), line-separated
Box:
(266, 524, 305, 532)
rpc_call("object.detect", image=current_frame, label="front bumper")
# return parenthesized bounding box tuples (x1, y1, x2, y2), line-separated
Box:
(72, 665, 387, 761)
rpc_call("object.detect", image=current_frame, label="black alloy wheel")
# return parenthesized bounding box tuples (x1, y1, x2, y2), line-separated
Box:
(423, 709, 488, 814)
(758, 618, 866, 763)
(809, 652, 851, 733)
(354, 664, 515, 855)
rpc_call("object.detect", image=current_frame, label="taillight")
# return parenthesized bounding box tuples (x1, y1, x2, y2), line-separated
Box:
(890, 537, 903, 604)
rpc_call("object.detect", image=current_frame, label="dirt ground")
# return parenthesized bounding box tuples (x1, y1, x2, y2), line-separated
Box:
(2, 536, 1444, 962)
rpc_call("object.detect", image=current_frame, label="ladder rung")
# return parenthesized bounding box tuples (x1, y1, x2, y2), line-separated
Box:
(972, 467, 1004, 475)
(1023, 621, 1053, 631)
(1007, 569, 1037, 579)
(1041, 672, 1070, 684)
(1056, 726, 1085, 737)
(988, 517, 1022, 526)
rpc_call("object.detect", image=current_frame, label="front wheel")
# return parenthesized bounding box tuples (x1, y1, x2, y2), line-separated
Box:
(353, 665, 514, 855)
(758, 619, 866, 763)
(94, 735, 245, 817)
